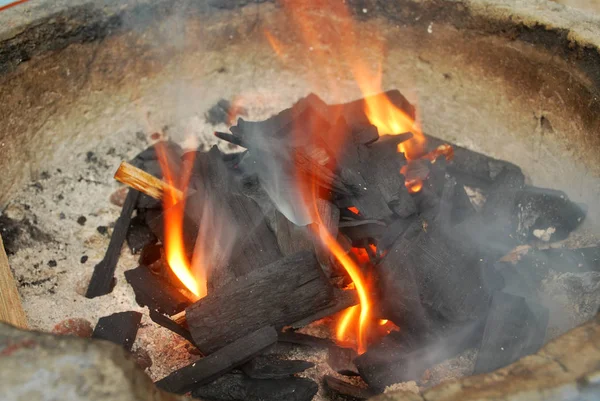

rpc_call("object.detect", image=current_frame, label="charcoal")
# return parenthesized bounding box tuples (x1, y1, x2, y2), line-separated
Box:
(376, 216, 418, 254)
(241, 355, 314, 379)
(191, 373, 318, 401)
(86, 189, 140, 298)
(92, 311, 142, 351)
(355, 319, 485, 392)
(481, 167, 525, 222)
(324, 375, 374, 400)
(473, 291, 548, 374)
(290, 289, 358, 329)
(126, 214, 157, 254)
(185, 252, 334, 354)
(366, 133, 413, 161)
(329, 90, 416, 129)
(376, 218, 490, 330)
(352, 124, 379, 145)
(124, 266, 191, 315)
(425, 135, 523, 189)
(339, 220, 387, 245)
(310, 199, 340, 277)
(513, 187, 586, 242)
(277, 332, 335, 349)
(156, 327, 277, 394)
(148, 309, 195, 344)
(138, 242, 162, 266)
(274, 210, 314, 256)
(327, 346, 358, 375)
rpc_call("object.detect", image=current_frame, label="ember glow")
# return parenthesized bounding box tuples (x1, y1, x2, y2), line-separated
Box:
(156, 144, 206, 299)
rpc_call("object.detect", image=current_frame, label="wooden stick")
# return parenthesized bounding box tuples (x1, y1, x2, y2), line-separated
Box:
(0, 235, 28, 329)
(114, 161, 183, 201)
(171, 310, 186, 326)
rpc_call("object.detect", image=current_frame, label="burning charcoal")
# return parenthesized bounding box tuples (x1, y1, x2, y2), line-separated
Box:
(190, 373, 319, 401)
(328, 346, 359, 375)
(126, 214, 157, 254)
(184, 251, 334, 354)
(156, 327, 277, 394)
(376, 220, 490, 333)
(324, 375, 374, 400)
(205, 99, 247, 126)
(425, 135, 523, 189)
(124, 266, 192, 315)
(473, 291, 548, 374)
(339, 220, 387, 245)
(311, 199, 340, 277)
(355, 320, 484, 392)
(85, 189, 140, 298)
(352, 124, 379, 145)
(241, 355, 314, 379)
(290, 289, 358, 329)
(92, 311, 142, 351)
(513, 187, 586, 243)
(277, 331, 335, 349)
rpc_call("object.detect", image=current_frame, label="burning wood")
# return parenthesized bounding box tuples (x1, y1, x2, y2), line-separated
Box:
(184, 251, 334, 354)
(114, 161, 184, 202)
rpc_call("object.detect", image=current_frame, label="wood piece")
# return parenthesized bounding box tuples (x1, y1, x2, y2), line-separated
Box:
(85, 189, 140, 298)
(277, 331, 335, 348)
(473, 291, 548, 374)
(241, 355, 314, 379)
(0, 235, 27, 329)
(185, 251, 334, 354)
(114, 161, 183, 201)
(148, 309, 195, 344)
(191, 373, 319, 401)
(92, 311, 142, 351)
(156, 326, 277, 394)
(124, 266, 192, 315)
(324, 375, 374, 400)
(290, 289, 358, 329)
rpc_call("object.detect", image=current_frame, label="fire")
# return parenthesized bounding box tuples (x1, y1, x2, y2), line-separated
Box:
(156, 143, 206, 299)
(311, 223, 371, 354)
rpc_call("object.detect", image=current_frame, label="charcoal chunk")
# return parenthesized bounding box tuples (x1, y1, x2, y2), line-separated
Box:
(474, 291, 548, 374)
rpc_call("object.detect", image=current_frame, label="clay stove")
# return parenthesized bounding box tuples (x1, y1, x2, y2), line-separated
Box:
(0, 1, 600, 401)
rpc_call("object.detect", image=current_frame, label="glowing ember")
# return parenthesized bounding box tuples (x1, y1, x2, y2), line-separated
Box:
(156, 144, 206, 299)
(348, 206, 360, 215)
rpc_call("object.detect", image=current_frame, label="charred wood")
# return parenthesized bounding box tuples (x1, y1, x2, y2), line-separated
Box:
(324, 375, 374, 400)
(92, 311, 142, 351)
(241, 355, 314, 379)
(290, 289, 358, 329)
(85, 189, 140, 298)
(148, 309, 195, 344)
(124, 266, 191, 315)
(156, 326, 277, 394)
(277, 331, 335, 349)
(473, 291, 549, 374)
(126, 213, 157, 254)
(190, 373, 318, 401)
(327, 346, 359, 376)
(185, 251, 334, 354)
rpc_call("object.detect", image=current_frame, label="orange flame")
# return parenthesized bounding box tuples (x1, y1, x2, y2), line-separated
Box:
(156, 144, 206, 299)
